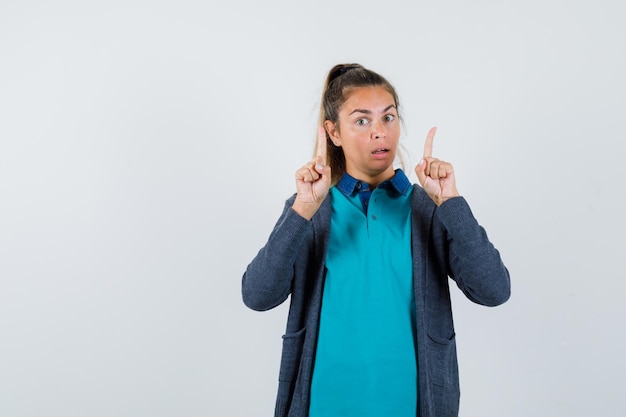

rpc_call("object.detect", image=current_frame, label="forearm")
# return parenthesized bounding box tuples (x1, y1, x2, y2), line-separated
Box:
(437, 197, 511, 306)
(242, 203, 312, 311)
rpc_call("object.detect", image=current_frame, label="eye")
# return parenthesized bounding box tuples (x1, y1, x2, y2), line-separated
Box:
(355, 118, 369, 126)
(384, 114, 395, 122)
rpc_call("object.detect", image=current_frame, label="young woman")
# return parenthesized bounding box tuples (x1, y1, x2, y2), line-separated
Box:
(242, 63, 511, 417)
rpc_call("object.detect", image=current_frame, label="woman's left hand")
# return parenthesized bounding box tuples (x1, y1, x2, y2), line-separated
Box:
(414, 127, 460, 206)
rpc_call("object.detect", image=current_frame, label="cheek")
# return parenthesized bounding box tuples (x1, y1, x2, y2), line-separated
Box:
(390, 123, 401, 136)
(390, 126, 402, 144)
(389, 129, 401, 145)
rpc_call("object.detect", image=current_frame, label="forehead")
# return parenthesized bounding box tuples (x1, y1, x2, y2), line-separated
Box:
(341, 86, 396, 111)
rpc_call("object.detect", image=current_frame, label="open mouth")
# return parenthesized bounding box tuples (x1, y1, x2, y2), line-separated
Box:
(372, 148, 389, 155)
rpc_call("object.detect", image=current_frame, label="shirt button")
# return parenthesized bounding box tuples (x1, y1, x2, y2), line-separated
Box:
(356, 182, 362, 189)
(371, 214, 377, 220)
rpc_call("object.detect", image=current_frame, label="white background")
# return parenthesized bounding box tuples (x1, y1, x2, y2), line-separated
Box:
(1, 0, 624, 416)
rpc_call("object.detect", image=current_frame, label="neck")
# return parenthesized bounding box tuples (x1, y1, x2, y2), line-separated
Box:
(347, 168, 396, 189)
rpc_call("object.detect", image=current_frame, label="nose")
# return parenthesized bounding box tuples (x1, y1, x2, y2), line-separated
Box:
(371, 121, 386, 140)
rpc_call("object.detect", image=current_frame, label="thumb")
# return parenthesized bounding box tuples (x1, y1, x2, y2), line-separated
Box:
(314, 155, 325, 174)
(315, 156, 331, 181)
(415, 158, 427, 185)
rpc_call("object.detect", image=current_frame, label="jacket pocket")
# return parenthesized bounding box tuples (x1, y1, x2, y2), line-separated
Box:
(426, 331, 458, 388)
(278, 327, 306, 383)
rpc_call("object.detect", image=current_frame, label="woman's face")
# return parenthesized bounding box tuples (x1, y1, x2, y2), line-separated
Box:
(326, 85, 400, 186)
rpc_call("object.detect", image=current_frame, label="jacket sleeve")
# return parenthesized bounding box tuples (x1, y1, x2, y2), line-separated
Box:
(435, 196, 511, 307)
(242, 196, 313, 311)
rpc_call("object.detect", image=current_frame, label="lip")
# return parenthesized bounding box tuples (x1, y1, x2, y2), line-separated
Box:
(371, 147, 390, 159)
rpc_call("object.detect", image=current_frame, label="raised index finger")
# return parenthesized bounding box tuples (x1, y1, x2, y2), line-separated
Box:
(316, 126, 327, 165)
(423, 126, 437, 158)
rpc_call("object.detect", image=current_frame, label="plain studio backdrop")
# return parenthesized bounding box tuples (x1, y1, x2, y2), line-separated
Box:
(1, 0, 624, 416)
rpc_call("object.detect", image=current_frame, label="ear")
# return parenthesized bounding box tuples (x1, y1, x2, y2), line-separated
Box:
(324, 120, 341, 147)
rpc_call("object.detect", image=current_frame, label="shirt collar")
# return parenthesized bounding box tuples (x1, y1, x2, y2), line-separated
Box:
(335, 169, 412, 197)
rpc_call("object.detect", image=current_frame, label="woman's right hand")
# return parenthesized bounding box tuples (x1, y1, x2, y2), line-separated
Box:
(292, 127, 331, 220)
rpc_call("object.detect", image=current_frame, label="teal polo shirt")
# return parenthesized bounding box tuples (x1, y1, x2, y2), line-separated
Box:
(309, 169, 417, 416)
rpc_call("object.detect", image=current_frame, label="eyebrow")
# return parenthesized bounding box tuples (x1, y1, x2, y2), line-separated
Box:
(349, 104, 397, 116)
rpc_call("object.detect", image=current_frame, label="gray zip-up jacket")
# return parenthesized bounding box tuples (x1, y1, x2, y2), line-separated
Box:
(242, 185, 511, 417)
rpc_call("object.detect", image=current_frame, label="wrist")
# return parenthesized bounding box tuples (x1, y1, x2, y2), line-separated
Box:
(436, 189, 460, 207)
(292, 200, 321, 220)
(439, 193, 461, 207)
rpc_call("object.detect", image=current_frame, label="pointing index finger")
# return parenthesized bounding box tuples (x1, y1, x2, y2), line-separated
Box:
(423, 126, 437, 158)
(316, 126, 327, 165)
